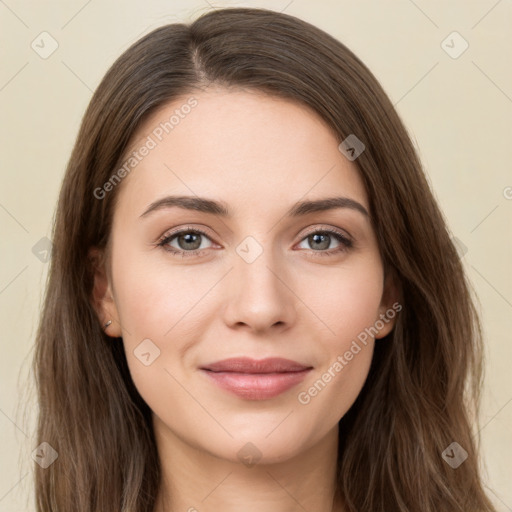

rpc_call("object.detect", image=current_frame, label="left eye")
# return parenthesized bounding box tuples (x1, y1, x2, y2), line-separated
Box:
(296, 231, 350, 252)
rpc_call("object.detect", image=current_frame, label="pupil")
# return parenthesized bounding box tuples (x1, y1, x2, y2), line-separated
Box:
(311, 233, 329, 250)
(180, 233, 200, 250)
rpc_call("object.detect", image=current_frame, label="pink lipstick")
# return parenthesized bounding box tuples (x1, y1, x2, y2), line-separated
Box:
(200, 357, 312, 400)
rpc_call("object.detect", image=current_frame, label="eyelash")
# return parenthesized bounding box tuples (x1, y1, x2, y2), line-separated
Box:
(156, 226, 353, 259)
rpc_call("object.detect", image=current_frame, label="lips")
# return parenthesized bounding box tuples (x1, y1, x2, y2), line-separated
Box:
(201, 357, 311, 373)
(200, 357, 313, 400)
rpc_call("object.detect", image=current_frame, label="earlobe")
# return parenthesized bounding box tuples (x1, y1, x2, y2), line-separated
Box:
(88, 246, 122, 337)
(374, 306, 397, 339)
(375, 268, 401, 340)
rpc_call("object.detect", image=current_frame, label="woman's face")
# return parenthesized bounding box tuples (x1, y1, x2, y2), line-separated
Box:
(93, 87, 397, 464)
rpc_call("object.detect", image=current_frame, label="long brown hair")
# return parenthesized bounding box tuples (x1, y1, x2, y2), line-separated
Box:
(31, 7, 496, 511)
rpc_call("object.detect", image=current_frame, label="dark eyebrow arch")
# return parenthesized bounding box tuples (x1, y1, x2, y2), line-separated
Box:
(139, 195, 369, 219)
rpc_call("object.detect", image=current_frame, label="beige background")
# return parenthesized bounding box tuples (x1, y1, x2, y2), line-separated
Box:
(1, 0, 511, 510)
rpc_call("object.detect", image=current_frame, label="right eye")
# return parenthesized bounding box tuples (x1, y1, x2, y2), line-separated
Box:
(157, 227, 216, 258)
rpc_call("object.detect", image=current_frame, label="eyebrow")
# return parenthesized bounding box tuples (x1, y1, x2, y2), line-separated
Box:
(139, 195, 369, 219)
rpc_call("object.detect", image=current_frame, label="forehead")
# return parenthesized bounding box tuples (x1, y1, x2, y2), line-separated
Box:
(114, 88, 369, 220)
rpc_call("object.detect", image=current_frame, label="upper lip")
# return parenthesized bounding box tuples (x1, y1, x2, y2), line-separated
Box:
(200, 357, 312, 374)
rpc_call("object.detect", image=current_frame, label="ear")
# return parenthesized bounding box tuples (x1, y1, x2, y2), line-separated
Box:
(88, 246, 122, 338)
(374, 267, 402, 340)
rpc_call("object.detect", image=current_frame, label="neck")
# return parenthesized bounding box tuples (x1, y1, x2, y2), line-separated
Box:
(152, 415, 344, 512)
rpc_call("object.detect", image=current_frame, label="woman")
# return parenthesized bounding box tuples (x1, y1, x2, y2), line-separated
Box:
(32, 7, 496, 512)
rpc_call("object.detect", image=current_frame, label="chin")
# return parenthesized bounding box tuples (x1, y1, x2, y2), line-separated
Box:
(201, 422, 321, 466)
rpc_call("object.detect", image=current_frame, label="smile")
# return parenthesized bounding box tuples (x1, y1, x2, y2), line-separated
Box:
(199, 357, 313, 400)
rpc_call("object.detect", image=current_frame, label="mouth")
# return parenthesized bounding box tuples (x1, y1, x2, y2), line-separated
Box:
(199, 357, 313, 400)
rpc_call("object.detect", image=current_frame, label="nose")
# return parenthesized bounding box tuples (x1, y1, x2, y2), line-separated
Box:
(222, 247, 296, 335)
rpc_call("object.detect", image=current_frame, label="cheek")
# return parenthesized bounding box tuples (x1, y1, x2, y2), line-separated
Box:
(112, 247, 207, 340)
(295, 253, 384, 344)
(110, 247, 220, 395)
(111, 259, 196, 415)
(293, 257, 383, 417)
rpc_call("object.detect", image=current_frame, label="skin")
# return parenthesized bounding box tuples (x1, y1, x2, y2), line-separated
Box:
(91, 87, 398, 512)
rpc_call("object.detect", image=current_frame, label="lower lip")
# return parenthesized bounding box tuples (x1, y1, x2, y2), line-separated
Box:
(200, 369, 312, 400)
